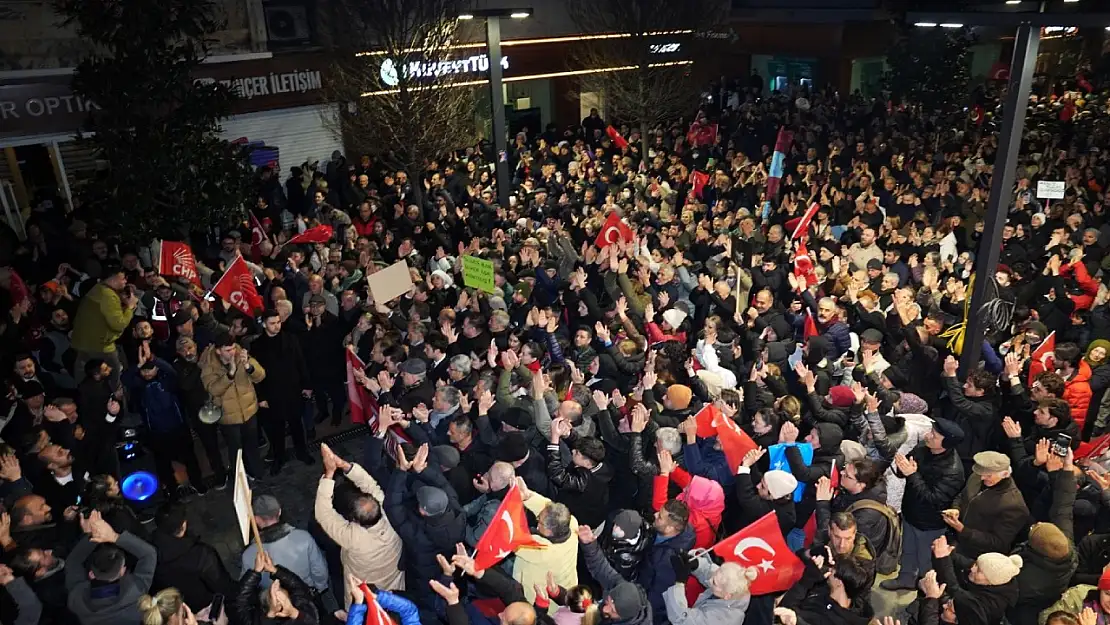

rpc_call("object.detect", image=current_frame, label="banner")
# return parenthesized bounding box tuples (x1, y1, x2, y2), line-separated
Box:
(711, 511, 804, 595)
(211, 256, 263, 316)
(158, 241, 202, 287)
(462, 255, 496, 294)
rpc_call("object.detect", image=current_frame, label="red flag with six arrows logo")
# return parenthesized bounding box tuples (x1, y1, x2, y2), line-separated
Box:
(211, 256, 263, 316)
(158, 241, 202, 287)
(472, 483, 538, 572)
(712, 511, 804, 595)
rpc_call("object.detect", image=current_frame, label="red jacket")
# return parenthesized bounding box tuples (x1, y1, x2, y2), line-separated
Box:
(645, 322, 687, 345)
(1063, 360, 1092, 432)
(1061, 262, 1099, 311)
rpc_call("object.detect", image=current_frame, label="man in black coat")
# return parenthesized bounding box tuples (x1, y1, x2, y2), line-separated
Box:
(172, 336, 225, 487)
(149, 503, 234, 610)
(252, 310, 314, 474)
(296, 294, 351, 429)
(882, 417, 966, 591)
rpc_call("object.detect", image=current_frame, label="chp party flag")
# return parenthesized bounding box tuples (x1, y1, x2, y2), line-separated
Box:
(287, 224, 334, 245)
(711, 511, 805, 595)
(606, 125, 629, 150)
(158, 241, 202, 287)
(346, 349, 377, 426)
(716, 415, 759, 474)
(595, 211, 634, 248)
(472, 483, 539, 572)
(1028, 330, 1056, 386)
(211, 256, 263, 316)
(767, 442, 812, 502)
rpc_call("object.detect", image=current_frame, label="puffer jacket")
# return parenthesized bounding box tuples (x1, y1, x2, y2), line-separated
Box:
(198, 344, 265, 425)
(1063, 361, 1093, 432)
(232, 567, 318, 625)
(653, 469, 723, 549)
(934, 552, 1019, 625)
(599, 516, 652, 582)
(71, 282, 134, 354)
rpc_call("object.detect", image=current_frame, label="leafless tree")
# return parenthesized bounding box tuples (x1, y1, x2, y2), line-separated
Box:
(566, 0, 728, 159)
(326, 0, 481, 209)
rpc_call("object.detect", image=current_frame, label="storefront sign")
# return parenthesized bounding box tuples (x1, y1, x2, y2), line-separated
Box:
(379, 54, 509, 87)
(195, 68, 324, 101)
(0, 81, 95, 138)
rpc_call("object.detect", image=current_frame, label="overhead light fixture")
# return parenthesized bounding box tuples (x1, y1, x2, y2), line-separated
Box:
(458, 13, 474, 19)
(940, 23, 964, 28)
(914, 22, 937, 27)
(1005, 0, 1020, 4)
(510, 11, 531, 18)
(1063, 0, 1079, 3)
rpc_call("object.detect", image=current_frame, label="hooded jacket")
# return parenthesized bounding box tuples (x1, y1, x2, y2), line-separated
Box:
(71, 282, 134, 354)
(1007, 470, 1078, 625)
(934, 553, 1019, 625)
(599, 516, 653, 582)
(786, 422, 845, 528)
(150, 530, 235, 610)
(653, 469, 724, 549)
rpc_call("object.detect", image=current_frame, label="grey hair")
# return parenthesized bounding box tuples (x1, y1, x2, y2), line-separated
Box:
(818, 296, 837, 309)
(656, 427, 682, 454)
(174, 336, 195, 352)
(275, 299, 293, 317)
(487, 462, 516, 491)
(712, 562, 758, 598)
(437, 385, 462, 407)
(490, 309, 510, 329)
(449, 354, 472, 377)
(538, 502, 572, 542)
(884, 272, 899, 283)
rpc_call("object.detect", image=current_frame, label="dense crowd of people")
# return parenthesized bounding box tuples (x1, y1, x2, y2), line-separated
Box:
(1, 74, 1110, 625)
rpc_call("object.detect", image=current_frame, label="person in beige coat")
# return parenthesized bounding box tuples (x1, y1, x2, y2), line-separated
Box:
(316, 444, 403, 605)
(514, 477, 579, 606)
(199, 335, 266, 482)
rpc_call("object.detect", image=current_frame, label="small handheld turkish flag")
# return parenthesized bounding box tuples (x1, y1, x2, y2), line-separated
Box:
(594, 212, 633, 248)
(472, 483, 538, 572)
(715, 413, 758, 474)
(712, 511, 804, 595)
(211, 256, 263, 317)
(693, 403, 722, 439)
(158, 241, 202, 287)
(1028, 330, 1056, 386)
(606, 125, 629, 150)
(360, 583, 395, 625)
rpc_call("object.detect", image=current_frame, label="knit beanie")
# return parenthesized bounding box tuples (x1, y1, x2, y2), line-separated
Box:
(667, 385, 693, 410)
(1028, 523, 1070, 560)
(826, 386, 856, 409)
(607, 582, 646, 621)
(896, 392, 929, 415)
(975, 553, 1023, 586)
(762, 470, 798, 500)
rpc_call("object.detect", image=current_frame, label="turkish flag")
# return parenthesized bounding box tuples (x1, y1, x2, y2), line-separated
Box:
(716, 413, 758, 474)
(690, 170, 711, 200)
(712, 511, 804, 595)
(694, 403, 722, 438)
(594, 212, 634, 248)
(158, 241, 202, 287)
(346, 349, 377, 426)
(472, 484, 539, 572)
(802, 460, 839, 547)
(1028, 330, 1056, 386)
(360, 583, 395, 625)
(969, 104, 984, 127)
(287, 224, 334, 245)
(788, 202, 821, 241)
(211, 256, 263, 316)
(803, 311, 819, 341)
(606, 125, 629, 150)
(1076, 433, 1110, 460)
(989, 62, 1010, 81)
(793, 238, 818, 288)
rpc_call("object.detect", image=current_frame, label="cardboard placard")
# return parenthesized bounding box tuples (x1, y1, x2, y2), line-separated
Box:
(366, 260, 414, 305)
(462, 255, 496, 293)
(1036, 180, 1065, 199)
(232, 450, 252, 546)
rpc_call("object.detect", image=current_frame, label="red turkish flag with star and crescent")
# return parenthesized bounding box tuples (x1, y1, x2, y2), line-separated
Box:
(211, 256, 263, 316)
(594, 212, 634, 248)
(346, 349, 376, 426)
(1028, 330, 1056, 386)
(472, 483, 539, 572)
(693, 403, 722, 438)
(715, 412, 759, 474)
(158, 241, 202, 287)
(287, 224, 334, 245)
(712, 511, 805, 595)
(606, 125, 629, 150)
(793, 238, 818, 288)
(360, 583, 395, 625)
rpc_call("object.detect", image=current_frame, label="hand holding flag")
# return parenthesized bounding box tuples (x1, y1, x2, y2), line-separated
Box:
(711, 511, 804, 595)
(471, 481, 539, 571)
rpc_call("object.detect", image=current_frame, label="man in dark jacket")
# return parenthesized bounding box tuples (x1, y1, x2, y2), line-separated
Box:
(941, 355, 999, 475)
(882, 417, 966, 591)
(232, 551, 318, 625)
(546, 418, 613, 528)
(296, 294, 349, 429)
(65, 511, 157, 625)
(931, 536, 1022, 625)
(173, 336, 225, 488)
(383, 447, 465, 610)
(150, 503, 234, 610)
(949, 451, 1031, 560)
(252, 310, 314, 473)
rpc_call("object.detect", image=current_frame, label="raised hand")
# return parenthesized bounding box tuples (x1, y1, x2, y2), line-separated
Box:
(1001, 416, 1022, 440)
(577, 525, 597, 544)
(630, 403, 649, 433)
(931, 535, 955, 559)
(742, 447, 765, 468)
(657, 449, 677, 475)
(779, 421, 799, 443)
(815, 475, 834, 501)
(919, 570, 946, 599)
(894, 453, 918, 476)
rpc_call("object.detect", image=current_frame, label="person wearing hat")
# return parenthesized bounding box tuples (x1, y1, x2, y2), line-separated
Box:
(882, 418, 967, 591)
(945, 451, 1031, 560)
(497, 430, 550, 497)
(735, 460, 798, 540)
(296, 291, 348, 432)
(932, 535, 1022, 625)
(382, 443, 464, 610)
(385, 357, 435, 414)
(644, 302, 688, 346)
(1040, 566, 1110, 625)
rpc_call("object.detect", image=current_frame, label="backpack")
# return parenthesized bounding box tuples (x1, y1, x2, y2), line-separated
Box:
(847, 499, 902, 575)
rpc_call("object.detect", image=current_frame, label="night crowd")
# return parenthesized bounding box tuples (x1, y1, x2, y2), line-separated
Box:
(1, 75, 1110, 625)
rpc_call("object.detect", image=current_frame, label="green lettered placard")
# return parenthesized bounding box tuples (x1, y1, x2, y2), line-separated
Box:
(462, 255, 496, 293)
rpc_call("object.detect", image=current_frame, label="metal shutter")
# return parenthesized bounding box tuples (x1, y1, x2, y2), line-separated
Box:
(217, 104, 342, 175)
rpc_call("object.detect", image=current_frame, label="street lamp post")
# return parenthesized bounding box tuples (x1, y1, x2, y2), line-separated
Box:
(461, 8, 533, 211)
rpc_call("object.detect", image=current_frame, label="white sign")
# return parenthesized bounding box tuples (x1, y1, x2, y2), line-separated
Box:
(1036, 180, 1065, 200)
(650, 43, 682, 54)
(195, 70, 323, 100)
(379, 54, 509, 87)
(232, 450, 252, 546)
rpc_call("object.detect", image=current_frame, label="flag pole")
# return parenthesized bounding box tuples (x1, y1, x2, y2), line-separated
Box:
(206, 254, 241, 301)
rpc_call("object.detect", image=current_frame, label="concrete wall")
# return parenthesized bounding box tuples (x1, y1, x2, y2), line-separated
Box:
(0, 0, 258, 72)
